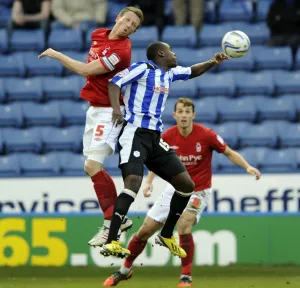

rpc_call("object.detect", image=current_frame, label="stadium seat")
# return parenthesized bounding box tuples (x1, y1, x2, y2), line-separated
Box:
(56, 151, 86, 176)
(48, 29, 83, 51)
(283, 94, 300, 115)
(0, 54, 25, 77)
(252, 46, 292, 70)
(196, 72, 235, 97)
(219, 1, 253, 22)
(219, 49, 254, 72)
(239, 147, 267, 167)
(212, 152, 219, 173)
(0, 103, 23, 127)
(0, 29, 8, 53)
(0, 78, 5, 102)
(235, 71, 274, 96)
(0, 5, 10, 27)
(169, 78, 197, 98)
(261, 120, 289, 137)
(10, 29, 45, 52)
(218, 153, 246, 173)
(255, 96, 296, 121)
(22, 102, 62, 127)
(193, 98, 218, 123)
(107, 1, 126, 24)
(130, 26, 159, 48)
(42, 76, 81, 101)
(238, 122, 278, 148)
(162, 26, 197, 47)
(273, 71, 300, 95)
(217, 97, 257, 122)
(233, 23, 269, 45)
(213, 122, 238, 149)
(5, 77, 43, 102)
(257, 0, 272, 21)
(64, 51, 87, 75)
(24, 52, 63, 77)
(41, 126, 82, 152)
(0, 129, 3, 153)
(260, 149, 297, 173)
(162, 99, 177, 124)
(60, 100, 89, 125)
(2, 127, 42, 153)
(279, 123, 300, 148)
(103, 153, 120, 176)
(0, 154, 20, 177)
(131, 49, 146, 64)
(19, 153, 60, 176)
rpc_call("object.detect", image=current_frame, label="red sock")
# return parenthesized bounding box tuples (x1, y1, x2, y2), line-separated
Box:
(124, 235, 147, 268)
(180, 233, 194, 276)
(91, 170, 117, 220)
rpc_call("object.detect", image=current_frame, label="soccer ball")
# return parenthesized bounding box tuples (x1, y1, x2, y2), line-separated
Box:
(221, 31, 250, 58)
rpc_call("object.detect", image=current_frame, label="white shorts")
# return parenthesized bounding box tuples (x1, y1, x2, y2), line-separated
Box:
(147, 183, 212, 225)
(83, 106, 124, 164)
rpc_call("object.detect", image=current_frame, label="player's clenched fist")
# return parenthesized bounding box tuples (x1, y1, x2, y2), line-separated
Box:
(38, 48, 60, 60)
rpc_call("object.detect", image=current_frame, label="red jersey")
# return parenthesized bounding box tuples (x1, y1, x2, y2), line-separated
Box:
(162, 123, 227, 191)
(80, 28, 131, 107)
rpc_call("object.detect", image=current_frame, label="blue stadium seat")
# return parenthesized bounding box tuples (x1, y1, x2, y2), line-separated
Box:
(238, 122, 277, 148)
(196, 72, 235, 97)
(219, 1, 253, 22)
(279, 123, 300, 148)
(239, 147, 267, 167)
(218, 153, 246, 173)
(60, 100, 89, 125)
(104, 153, 120, 176)
(48, 29, 83, 51)
(235, 72, 274, 96)
(213, 122, 238, 149)
(212, 152, 219, 173)
(0, 154, 20, 177)
(130, 26, 159, 48)
(295, 49, 300, 70)
(2, 127, 42, 153)
(193, 98, 218, 123)
(22, 102, 62, 126)
(42, 76, 81, 101)
(19, 153, 60, 176)
(64, 51, 87, 75)
(0, 129, 3, 153)
(0, 78, 5, 102)
(0, 54, 25, 77)
(260, 149, 297, 173)
(0, 29, 8, 53)
(56, 151, 85, 176)
(233, 23, 269, 45)
(41, 126, 82, 152)
(107, 2, 126, 24)
(0, 6, 10, 28)
(261, 120, 289, 137)
(255, 96, 296, 121)
(283, 94, 300, 114)
(162, 26, 197, 47)
(217, 96, 256, 122)
(169, 78, 197, 98)
(24, 52, 63, 77)
(131, 49, 146, 64)
(162, 99, 177, 124)
(10, 29, 45, 52)
(219, 49, 254, 72)
(5, 77, 43, 101)
(257, 0, 272, 21)
(252, 46, 292, 70)
(0, 103, 23, 127)
(273, 71, 300, 95)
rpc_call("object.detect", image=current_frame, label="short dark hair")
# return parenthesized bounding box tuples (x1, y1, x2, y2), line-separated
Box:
(118, 6, 144, 29)
(174, 98, 195, 112)
(146, 42, 167, 61)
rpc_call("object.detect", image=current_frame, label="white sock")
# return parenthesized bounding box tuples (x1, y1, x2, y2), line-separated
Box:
(181, 275, 192, 281)
(120, 265, 131, 275)
(104, 220, 111, 228)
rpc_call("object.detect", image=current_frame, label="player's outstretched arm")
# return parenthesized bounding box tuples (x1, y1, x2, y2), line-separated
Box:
(143, 171, 156, 197)
(223, 146, 261, 180)
(190, 52, 228, 79)
(38, 48, 109, 77)
(108, 82, 123, 126)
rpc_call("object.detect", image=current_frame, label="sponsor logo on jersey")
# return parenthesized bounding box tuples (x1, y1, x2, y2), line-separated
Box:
(133, 151, 140, 157)
(179, 154, 202, 165)
(153, 86, 169, 93)
(102, 47, 110, 55)
(170, 145, 179, 150)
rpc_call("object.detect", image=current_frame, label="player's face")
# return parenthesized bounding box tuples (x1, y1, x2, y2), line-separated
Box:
(114, 11, 141, 37)
(160, 44, 177, 68)
(173, 103, 195, 129)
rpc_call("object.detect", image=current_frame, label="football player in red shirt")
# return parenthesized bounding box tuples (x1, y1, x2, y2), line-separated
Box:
(103, 97, 261, 287)
(38, 7, 144, 246)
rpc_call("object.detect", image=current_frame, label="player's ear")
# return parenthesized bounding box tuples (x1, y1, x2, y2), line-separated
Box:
(157, 49, 164, 57)
(192, 112, 196, 120)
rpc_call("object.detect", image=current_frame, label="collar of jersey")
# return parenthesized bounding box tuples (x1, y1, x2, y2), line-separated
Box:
(147, 60, 167, 73)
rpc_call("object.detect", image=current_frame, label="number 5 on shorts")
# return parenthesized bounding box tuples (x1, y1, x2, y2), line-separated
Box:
(159, 139, 170, 151)
(95, 125, 105, 137)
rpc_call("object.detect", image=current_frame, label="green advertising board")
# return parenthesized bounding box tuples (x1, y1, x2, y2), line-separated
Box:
(1, 214, 300, 267)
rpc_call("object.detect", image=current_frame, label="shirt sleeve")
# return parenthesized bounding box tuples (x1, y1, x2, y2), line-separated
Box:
(109, 62, 147, 88)
(170, 66, 192, 82)
(100, 48, 130, 72)
(208, 129, 227, 153)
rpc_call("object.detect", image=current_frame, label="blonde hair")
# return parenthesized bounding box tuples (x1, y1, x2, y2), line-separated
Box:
(119, 6, 144, 29)
(174, 98, 195, 112)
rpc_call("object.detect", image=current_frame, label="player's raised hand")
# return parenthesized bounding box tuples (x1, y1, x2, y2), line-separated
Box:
(143, 182, 153, 198)
(211, 52, 229, 65)
(246, 166, 261, 180)
(111, 109, 124, 127)
(38, 48, 60, 60)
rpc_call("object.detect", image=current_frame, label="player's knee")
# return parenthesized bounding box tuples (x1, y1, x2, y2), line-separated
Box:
(84, 159, 103, 177)
(177, 213, 195, 235)
(124, 175, 142, 193)
(136, 225, 153, 241)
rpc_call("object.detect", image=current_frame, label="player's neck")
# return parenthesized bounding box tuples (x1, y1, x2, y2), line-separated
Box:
(178, 125, 193, 138)
(154, 59, 169, 71)
(108, 29, 124, 40)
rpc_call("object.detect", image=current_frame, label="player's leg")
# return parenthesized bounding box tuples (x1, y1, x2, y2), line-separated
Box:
(83, 107, 132, 247)
(177, 189, 211, 287)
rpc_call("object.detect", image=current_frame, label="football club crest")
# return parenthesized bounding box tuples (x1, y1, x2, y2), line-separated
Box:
(196, 142, 201, 152)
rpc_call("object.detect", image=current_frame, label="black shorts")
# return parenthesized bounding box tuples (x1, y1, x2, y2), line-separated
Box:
(117, 121, 186, 182)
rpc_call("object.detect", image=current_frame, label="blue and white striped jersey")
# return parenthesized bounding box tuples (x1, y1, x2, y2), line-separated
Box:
(110, 60, 191, 132)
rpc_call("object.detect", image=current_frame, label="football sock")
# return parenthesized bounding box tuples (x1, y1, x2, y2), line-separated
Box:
(180, 233, 194, 276)
(91, 170, 117, 220)
(123, 234, 147, 268)
(103, 220, 111, 228)
(106, 192, 134, 243)
(160, 192, 190, 238)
